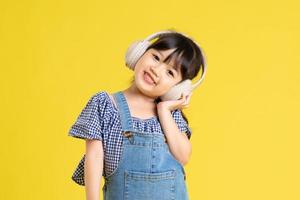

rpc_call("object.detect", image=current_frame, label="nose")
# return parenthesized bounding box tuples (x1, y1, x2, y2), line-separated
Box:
(150, 65, 161, 78)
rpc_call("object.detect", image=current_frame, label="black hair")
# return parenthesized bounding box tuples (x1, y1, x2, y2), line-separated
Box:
(130, 30, 205, 128)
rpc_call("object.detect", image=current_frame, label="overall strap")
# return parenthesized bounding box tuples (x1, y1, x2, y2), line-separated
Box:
(112, 91, 134, 133)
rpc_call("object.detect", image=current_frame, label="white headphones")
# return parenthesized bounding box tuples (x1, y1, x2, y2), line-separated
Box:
(125, 30, 207, 101)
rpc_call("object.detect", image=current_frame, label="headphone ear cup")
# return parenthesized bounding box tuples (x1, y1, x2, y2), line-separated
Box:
(125, 41, 140, 70)
(125, 40, 151, 70)
(160, 79, 193, 101)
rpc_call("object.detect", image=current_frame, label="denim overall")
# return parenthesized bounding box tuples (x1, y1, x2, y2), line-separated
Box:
(102, 91, 189, 200)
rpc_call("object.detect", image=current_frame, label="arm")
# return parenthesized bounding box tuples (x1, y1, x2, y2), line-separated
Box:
(84, 139, 104, 200)
(158, 107, 192, 166)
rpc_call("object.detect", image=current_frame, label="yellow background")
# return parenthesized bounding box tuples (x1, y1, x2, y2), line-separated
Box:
(1, 0, 299, 199)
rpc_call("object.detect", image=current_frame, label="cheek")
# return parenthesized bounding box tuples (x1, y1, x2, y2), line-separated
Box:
(141, 55, 156, 67)
(158, 79, 175, 90)
(161, 75, 176, 85)
(133, 61, 144, 76)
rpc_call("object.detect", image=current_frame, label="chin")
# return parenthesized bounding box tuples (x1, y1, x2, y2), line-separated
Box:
(136, 82, 151, 95)
(135, 81, 157, 98)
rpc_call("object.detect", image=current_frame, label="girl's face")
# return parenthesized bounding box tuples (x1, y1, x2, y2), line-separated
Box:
(133, 48, 183, 99)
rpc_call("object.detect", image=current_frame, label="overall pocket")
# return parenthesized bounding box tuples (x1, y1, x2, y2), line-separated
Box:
(124, 169, 176, 200)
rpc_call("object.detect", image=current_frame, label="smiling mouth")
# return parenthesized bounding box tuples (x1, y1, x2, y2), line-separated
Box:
(143, 71, 156, 85)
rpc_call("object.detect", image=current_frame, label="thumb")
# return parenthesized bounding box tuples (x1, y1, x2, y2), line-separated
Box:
(175, 93, 185, 103)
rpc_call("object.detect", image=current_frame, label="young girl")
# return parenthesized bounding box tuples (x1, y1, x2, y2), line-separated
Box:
(68, 29, 207, 200)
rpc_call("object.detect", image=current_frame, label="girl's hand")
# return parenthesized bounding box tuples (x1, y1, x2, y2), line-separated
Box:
(157, 92, 192, 112)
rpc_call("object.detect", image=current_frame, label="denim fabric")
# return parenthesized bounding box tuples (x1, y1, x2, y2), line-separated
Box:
(102, 91, 189, 200)
(69, 91, 192, 186)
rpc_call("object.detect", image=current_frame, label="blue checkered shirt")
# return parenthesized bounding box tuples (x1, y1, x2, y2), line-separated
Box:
(68, 91, 192, 185)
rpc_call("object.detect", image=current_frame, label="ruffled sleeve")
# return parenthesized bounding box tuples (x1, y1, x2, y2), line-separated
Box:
(68, 92, 105, 141)
(172, 109, 192, 140)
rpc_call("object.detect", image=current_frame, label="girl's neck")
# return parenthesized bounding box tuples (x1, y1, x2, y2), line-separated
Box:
(122, 83, 158, 114)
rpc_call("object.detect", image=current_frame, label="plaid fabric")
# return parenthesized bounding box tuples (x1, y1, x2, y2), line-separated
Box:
(68, 91, 192, 185)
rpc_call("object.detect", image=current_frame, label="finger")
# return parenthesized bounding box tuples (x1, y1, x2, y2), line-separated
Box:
(180, 93, 185, 99)
(186, 94, 192, 103)
(185, 92, 192, 102)
(183, 105, 189, 109)
(178, 92, 190, 105)
(182, 104, 189, 109)
(179, 93, 186, 102)
(181, 94, 192, 107)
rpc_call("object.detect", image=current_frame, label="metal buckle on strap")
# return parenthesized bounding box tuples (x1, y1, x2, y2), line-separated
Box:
(123, 131, 133, 138)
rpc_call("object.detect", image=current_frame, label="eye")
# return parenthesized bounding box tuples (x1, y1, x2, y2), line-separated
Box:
(152, 54, 160, 61)
(168, 70, 174, 77)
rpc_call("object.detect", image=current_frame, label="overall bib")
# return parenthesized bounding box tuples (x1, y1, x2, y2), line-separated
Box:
(102, 91, 189, 200)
